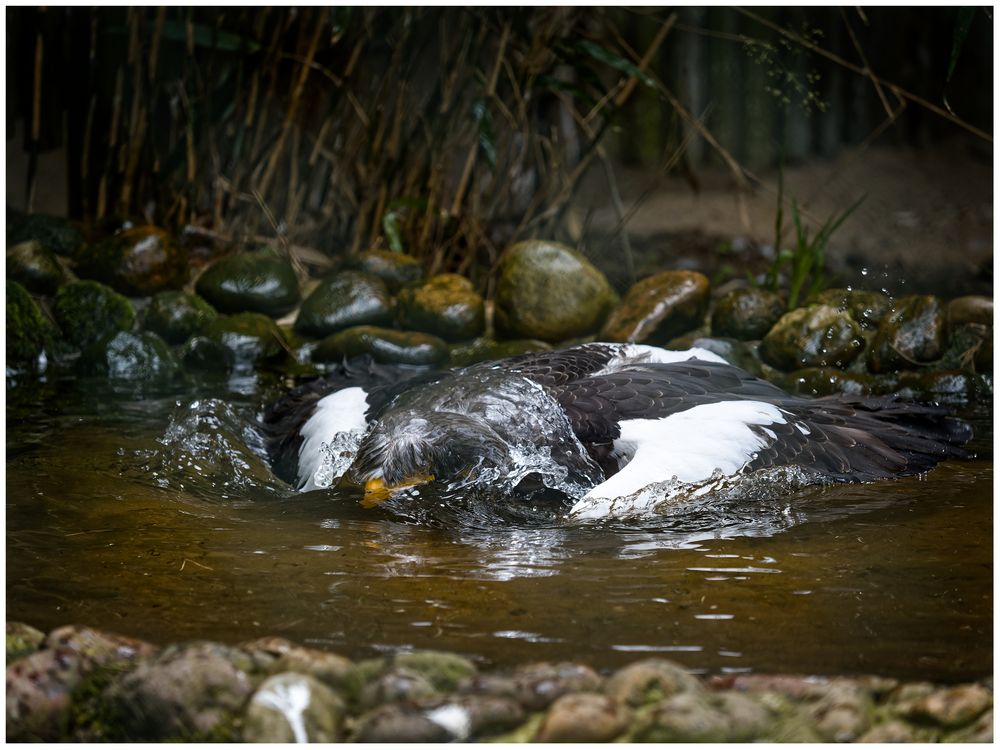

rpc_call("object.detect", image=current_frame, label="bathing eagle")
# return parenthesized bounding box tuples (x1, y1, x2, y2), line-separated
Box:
(262, 343, 971, 518)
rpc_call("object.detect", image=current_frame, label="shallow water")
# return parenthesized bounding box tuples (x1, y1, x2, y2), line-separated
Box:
(6, 371, 992, 682)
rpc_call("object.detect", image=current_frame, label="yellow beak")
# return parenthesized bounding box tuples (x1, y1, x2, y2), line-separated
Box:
(362, 475, 434, 508)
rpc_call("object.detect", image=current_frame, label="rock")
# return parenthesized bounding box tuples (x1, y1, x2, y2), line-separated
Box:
(939, 322, 991, 371)
(107, 641, 256, 740)
(711, 288, 785, 340)
(534, 692, 629, 742)
(858, 719, 919, 742)
(7, 239, 68, 294)
(44, 625, 157, 666)
(143, 291, 217, 344)
(360, 668, 438, 708)
(976, 334, 993, 372)
(713, 691, 775, 741)
(181, 336, 236, 373)
(604, 658, 701, 708)
(345, 248, 424, 292)
(807, 681, 873, 742)
(79, 330, 181, 380)
(868, 295, 946, 373)
(760, 304, 865, 371)
(914, 369, 991, 404)
(495, 240, 616, 342)
(202, 313, 290, 367)
(812, 288, 892, 330)
(313, 325, 448, 366)
(945, 707, 993, 742)
(947, 295, 993, 329)
(294, 270, 393, 338)
(76, 226, 187, 296)
(6, 648, 92, 741)
(6, 622, 45, 662)
(448, 337, 551, 367)
(6, 280, 54, 366)
(396, 273, 485, 342)
(903, 684, 992, 728)
(8, 213, 84, 256)
(391, 650, 478, 692)
(243, 672, 344, 743)
(784, 367, 884, 397)
(631, 691, 732, 742)
(601, 270, 710, 344)
(461, 661, 602, 711)
(353, 695, 524, 742)
(53, 280, 136, 349)
(195, 249, 300, 318)
(254, 643, 361, 704)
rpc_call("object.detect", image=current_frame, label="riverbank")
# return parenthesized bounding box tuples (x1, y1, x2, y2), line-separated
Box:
(6, 621, 992, 742)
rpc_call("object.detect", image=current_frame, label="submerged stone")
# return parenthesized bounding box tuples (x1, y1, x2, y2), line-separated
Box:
(386, 650, 478, 693)
(44, 625, 158, 666)
(495, 240, 616, 342)
(6, 281, 54, 366)
(631, 691, 735, 742)
(601, 270, 710, 344)
(202, 313, 290, 367)
(353, 695, 523, 743)
(76, 226, 187, 296)
(360, 668, 438, 709)
(535, 692, 629, 742)
(243, 672, 344, 743)
(53, 280, 136, 349)
(143, 291, 217, 344)
(868, 295, 946, 373)
(345, 248, 424, 292)
(784, 367, 885, 397)
(946, 295, 993, 329)
(460, 661, 603, 711)
(7, 239, 68, 294)
(181, 336, 236, 373)
(604, 658, 701, 708)
(449, 337, 551, 367)
(812, 288, 892, 330)
(7, 213, 84, 256)
(760, 304, 865, 371)
(396, 273, 485, 342)
(294, 270, 393, 338)
(6, 648, 93, 741)
(195, 249, 300, 317)
(240, 637, 362, 703)
(313, 325, 449, 366)
(711, 287, 785, 340)
(79, 330, 181, 380)
(6, 622, 45, 663)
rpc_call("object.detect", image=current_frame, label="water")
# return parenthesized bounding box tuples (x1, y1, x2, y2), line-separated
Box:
(5, 371, 992, 683)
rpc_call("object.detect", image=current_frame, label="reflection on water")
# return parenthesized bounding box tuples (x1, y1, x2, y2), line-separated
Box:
(5, 373, 993, 682)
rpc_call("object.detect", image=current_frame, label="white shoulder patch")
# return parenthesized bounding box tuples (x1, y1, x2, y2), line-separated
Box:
(297, 387, 369, 491)
(570, 399, 785, 518)
(596, 343, 728, 374)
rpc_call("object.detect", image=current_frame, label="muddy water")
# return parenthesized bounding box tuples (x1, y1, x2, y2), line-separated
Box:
(6, 373, 992, 683)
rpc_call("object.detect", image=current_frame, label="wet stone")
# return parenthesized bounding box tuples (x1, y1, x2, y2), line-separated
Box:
(396, 273, 485, 342)
(460, 661, 602, 711)
(914, 369, 991, 404)
(534, 692, 629, 742)
(313, 325, 449, 367)
(784, 366, 885, 397)
(947, 294, 993, 329)
(945, 707, 993, 742)
(107, 641, 256, 741)
(53, 280, 136, 350)
(181, 335, 236, 373)
(631, 691, 733, 742)
(711, 287, 786, 340)
(449, 336, 551, 367)
(6, 622, 45, 663)
(601, 270, 710, 344)
(353, 695, 524, 743)
(294, 270, 393, 338)
(6, 648, 93, 741)
(243, 672, 344, 743)
(760, 304, 865, 371)
(79, 330, 181, 380)
(812, 288, 892, 330)
(202, 313, 289, 367)
(713, 691, 775, 741)
(345, 248, 424, 292)
(360, 668, 439, 709)
(195, 249, 300, 318)
(44, 625, 157, 667)
(857, 719, 920, 743)
(143, 291, 217, 344)
(7, 239, 68, 294)
(904, 684, 992, 728)
(807, 681, 873, 742)
(495, 240, 616, 342)
(604, 658, 701, 708)
(76, 226, 187, 296)
(6, 280, 54, 366)
(7, 212, 84, 256)
(868, 294, 946, 373)
(389, 650, 478, 692)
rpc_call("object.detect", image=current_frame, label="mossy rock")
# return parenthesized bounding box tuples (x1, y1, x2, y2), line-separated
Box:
(601, 270, 710, 344)
(397, 273, 485, 342)
(294, 270, 393, 338)
(867, 295, 946, 373)
(75, 226, 187, 296)
(760, 304, 865, 371)
(181, 335, 236, 374)
(313, 325, 449, 366)
(6, 622, 46, 663)
(711, 287, 785, 340)
(7, 281, 55, 365)
(449, 337, 552, 367)
(79, 330, 182, 381)
(495, 240, 616, 342)
(345, 248, 424, 292)
(7, 239, 69, 294)
(143, 291, 217, 344)
(812, 288, 892, 330)
(391, 651, 478, 692)
(195, 249, 300, 317)
(53, 280, 136, 349)
(7, 213, 84, 256)
(202, 313, 290, 366)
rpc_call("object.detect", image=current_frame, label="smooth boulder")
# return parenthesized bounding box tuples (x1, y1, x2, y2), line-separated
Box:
(76, 226, 187, 296)
(601, 270, 710, 344)
(202, 313, 290, 366)
(867, 295, 946, 373)
(53, 280, 136, 349)
(7, 213, 83, 256)
(760, 304, 865, 371)
(196, 250, 300, 318)
(345, 248, 424, 292)
(7, 240, 68, 294)
(812, 288, 892, 330)
(711, 287, 785, 340)
(294, 270, 393, 338)
(79, 330, 181, 380)
(143, 291, 217, 344)
(396, 273, 485, 342)
(313, 325, 449, 367)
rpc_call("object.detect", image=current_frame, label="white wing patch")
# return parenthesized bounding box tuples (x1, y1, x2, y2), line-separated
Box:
(596, 343, 728, 375)
(297, 387, 369, 491)
(570, 399, 786, 518)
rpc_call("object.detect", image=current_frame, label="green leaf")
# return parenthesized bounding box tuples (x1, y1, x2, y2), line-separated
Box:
(382, 212, 404, 253)
(571, 39, 655, 88)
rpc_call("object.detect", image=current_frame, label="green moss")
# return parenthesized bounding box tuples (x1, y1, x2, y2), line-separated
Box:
(6, 280, 54, 364)
(53, 281, 136, 349)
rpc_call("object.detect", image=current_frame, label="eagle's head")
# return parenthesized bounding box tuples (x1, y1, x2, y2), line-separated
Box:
(348, 411, 510, 505)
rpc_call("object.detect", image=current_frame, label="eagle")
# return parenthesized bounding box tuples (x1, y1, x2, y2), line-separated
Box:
(262, 343, 972, 519)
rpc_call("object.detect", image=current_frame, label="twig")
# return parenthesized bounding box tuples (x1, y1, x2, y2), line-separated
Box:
(838, 8, 892, 118)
